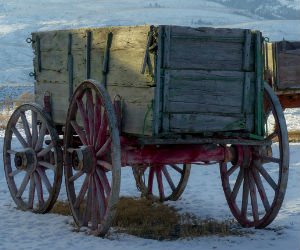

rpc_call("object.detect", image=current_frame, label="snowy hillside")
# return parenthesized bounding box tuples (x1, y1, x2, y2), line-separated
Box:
(215, 0, 300, 19)
(0, 0, 300, 87)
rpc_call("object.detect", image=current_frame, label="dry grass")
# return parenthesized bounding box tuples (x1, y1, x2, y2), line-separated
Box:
(14, 92, 34, 107)
(288, 130, 300, 142)
(50, 197, 244, 240)
(51, 200, 71, 216)
(0, 91, 34, 129)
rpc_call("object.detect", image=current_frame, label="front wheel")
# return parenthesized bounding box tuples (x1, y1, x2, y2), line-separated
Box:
(64, 80, 121, 236)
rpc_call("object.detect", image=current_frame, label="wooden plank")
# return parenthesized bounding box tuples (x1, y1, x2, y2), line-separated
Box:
(168, 40, 250, 70)
(153, 26, 164, 135)
(34, 48, 154, 88)
(243, 30, 252, 71)
(32, 25, 152, 52)
(169, 114, 246, 133)
(170, 26, 245, 40)
(162, 70, 170, 132)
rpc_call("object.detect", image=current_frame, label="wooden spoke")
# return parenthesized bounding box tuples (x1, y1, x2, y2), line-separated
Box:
(20, 111, 32, 146)
(156, 168, 165, 200)
(38, 161, 56, 171)
(162, 166, 176, 191)
(74, 175, 89, 208)
(94, 95, 102, 146)
(90, 176, 98, 230)
(9, 169, 22, 177)
(226, 165, 239, 177)
(255, 164, 278, 191)
(86, 89, 95, 145)
(37, 142, 54, 158)
(96, 168, 111, 196)
(36, 167, 52, 194)
(96, 137, 111, 157)
(147, 167, 155, 194)
(260, 155, 281, 164)
(70, 120, 88, 145)
(35, 122, 47, 151)
(12, 126, 28, 148)
(7, 149, 17, 155)
(249, 171, 259, 222)
(31, 111, 38, 147)
(97, 160, 112, 171)
(95, 112, 108, 150)
(28, 175, 35, 209)
(34, 172, 44, 208)
(69, 171, 84, 182)
(16, 172, 30, 198)
(76, 98, 90, 140)
(82, 176, 92, 226)
(169, 164, 183, 174)
(230, 169, 244, 201)
(94, 173, 106, 220)
(251, 168, 271, 212)
(241, 170, 250, 219)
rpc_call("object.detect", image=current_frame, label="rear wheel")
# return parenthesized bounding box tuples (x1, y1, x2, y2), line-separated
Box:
(220, 84, 289, 228)
(133, 163, 191, 201)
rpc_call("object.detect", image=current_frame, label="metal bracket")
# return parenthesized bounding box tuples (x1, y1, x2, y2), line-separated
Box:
(102, 32, 113, 88)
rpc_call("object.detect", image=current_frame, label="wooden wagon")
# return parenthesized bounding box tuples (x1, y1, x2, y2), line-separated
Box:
(3, 25, 289, 236)
(265, 40, 300, 109)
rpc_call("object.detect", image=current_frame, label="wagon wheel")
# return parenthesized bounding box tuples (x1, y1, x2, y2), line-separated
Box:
(132, 164, 191, 201)
(3, 103, 62, 213)
(64, 80, 121, 236)
(220, 83, 289, 228)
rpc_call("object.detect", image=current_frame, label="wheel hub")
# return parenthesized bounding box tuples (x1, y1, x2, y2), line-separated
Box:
(14, 148, 37, 172)
(71, 146, 96, 173)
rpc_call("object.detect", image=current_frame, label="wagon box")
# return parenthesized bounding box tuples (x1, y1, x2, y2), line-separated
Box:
(31, 25, 264, 138)
(265, 40, 300, 108)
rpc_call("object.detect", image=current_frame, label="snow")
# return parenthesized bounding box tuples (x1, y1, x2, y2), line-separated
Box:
(0, 0, 299, 249)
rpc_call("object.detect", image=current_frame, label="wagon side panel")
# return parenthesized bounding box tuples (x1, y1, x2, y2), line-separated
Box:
(155, 26, 260, 135)
(32, 26, 155, 135)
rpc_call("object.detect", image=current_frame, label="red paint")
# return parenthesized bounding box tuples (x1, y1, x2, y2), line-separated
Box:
(120, 137, 233, 166)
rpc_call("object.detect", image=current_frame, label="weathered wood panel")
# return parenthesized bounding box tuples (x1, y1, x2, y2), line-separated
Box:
(32, 26, 152, 52)
(33, 25, 155, 135)
(163, 26, 254, 71)
(165, 70, 255, 114)
(169, 114, 248, 133)
(277, 49, 300, 89)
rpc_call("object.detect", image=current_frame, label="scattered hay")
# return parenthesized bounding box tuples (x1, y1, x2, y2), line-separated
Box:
(51, 200, 71, 216)
(113, 197, 243, 240)
(14, 92, 34, 107)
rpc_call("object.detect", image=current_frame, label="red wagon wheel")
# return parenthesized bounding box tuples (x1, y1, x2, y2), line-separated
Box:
(64, 80, 121, 236)
(133, 164, 191, 201)
(220, 83, 289, 228)
(3, 103, 62, 213)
